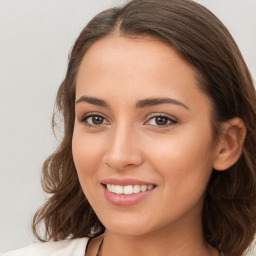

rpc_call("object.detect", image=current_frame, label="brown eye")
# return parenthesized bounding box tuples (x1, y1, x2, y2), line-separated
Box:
(147, 115, 177, 127)
(81, 115, 108, 126)
(91, 116, 104, 125)
(155, 116, 168, 125)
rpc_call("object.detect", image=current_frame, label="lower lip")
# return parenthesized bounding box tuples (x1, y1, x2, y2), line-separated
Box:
(102, 185, 155, 207)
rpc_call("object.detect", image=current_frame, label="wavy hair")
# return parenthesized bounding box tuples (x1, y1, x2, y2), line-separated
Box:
(32, 0, 256, 255)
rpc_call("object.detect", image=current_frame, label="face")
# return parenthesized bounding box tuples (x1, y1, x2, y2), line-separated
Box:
(72, 34, 217, 237)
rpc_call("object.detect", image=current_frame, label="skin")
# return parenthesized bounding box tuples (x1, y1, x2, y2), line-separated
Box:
(72, 34, 245, 256)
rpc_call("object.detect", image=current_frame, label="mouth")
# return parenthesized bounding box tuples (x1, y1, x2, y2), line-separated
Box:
(102, 184, 156, 195)
(100, 178, 157, 206)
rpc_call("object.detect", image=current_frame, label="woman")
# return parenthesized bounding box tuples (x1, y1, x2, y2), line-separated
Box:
(2, 0, 256, 255)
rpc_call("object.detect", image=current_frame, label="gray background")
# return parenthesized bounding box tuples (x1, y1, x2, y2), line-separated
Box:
(0, 0, 255, 253)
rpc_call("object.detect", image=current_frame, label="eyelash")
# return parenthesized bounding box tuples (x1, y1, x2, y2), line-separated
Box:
(146, 113, 178, 127)
(79, 113, 178, 128)
(79, 113, 110, 127)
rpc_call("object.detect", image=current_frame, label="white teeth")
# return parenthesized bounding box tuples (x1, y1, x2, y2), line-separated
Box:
(147, 185, 154, 190)
(140, 185, 147, 192)
(106, 184, 112, 191)
(133, 185, 140, 193)
(106, 184, 155, 194)
(124, 185, 133, 195)
(115, 185, 124, 194)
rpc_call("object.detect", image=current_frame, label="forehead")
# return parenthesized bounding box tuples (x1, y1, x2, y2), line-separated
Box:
(77, 34, 197, 80)
(75, 34, 211, 114)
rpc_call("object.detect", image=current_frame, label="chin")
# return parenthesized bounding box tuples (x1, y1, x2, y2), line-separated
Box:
(106, 223, 153, 237)
(99, 214, 155, 237)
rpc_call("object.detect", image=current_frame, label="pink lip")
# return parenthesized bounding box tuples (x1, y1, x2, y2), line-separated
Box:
(101, 184, 156, 207)
(100, 178, 155, 186)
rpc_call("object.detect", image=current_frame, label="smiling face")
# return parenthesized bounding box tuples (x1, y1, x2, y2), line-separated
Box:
(72, 34, 218, 237)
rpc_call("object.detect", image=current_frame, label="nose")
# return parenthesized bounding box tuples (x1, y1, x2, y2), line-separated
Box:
(102, 124, 144, 171)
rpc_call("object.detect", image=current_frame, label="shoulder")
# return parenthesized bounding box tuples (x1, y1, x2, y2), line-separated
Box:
(1, 237, 89, 256)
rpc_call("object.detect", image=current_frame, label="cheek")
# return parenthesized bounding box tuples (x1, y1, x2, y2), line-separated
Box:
(72, 128, 105, 194)
(146, 126, 215, 204)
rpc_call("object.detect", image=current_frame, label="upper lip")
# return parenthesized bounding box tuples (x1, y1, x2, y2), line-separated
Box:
(100, 178, 156, 186)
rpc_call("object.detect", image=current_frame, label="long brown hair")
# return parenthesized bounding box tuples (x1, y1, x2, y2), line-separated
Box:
(32, 0, 256, 255)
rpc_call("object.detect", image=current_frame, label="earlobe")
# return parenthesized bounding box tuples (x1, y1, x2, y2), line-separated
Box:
(213, 117, 246, 171)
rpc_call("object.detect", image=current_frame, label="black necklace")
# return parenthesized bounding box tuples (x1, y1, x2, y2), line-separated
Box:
(96, 237, 104, 256)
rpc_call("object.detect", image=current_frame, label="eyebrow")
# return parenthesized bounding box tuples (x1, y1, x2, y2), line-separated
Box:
(75, 96, 109, 107)
(136, 98, 189, 110)
(75, 95, 189, 110)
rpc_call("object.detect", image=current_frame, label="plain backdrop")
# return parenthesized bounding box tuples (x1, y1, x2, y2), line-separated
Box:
(0, 0, 255, 253)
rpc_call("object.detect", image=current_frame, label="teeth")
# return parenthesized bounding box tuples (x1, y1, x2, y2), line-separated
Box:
(115, 185, 123, 194)
(106, 184, 112, 191)
(140, 185, 147, 192)
(106, 184, 155, 194)
(147, 185, 154, 190)
(124, 185, 133, 195)
(133, 185, 140, 193)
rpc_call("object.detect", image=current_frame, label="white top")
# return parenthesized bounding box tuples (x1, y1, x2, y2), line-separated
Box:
(1, 237, 89, 256)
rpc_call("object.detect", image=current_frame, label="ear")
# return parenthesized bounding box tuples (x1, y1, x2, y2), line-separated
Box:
(213, 117, 246, 171)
